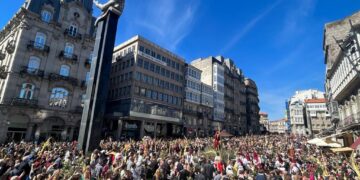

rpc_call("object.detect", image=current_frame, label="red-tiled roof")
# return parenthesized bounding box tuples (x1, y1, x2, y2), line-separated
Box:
(259, 112, 268, 115)
(304, 98, 327, 103)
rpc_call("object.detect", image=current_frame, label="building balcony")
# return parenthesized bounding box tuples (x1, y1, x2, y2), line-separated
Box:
(10, 98, 38, 107)
(0, 51, 5, 60)
(84, 59, 91, 68)
(26, 41, 50, 53)
(20, 66, 44, 78)
(59, 51, 78, 64)
(183, 109, 198, 115)
(71, 106, 83, 114)
(48, 73, 78, 86)
(64, 29, 82, 40)
(81, 80, 87, 89)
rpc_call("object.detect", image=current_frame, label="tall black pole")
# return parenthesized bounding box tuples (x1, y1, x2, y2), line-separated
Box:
(78, 5, 123, 152)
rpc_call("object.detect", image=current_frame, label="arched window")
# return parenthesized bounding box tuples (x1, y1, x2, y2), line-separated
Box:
(64, 43, 74, 58)
(41, 10, 52, 23)
(59, 65, 70, 77)
(69, 23, 78, 36)
(19, 83, 35, 99)
(34, 32, 46, 49)
(49, 87, 69, 108)
(27, 56, 40, 73)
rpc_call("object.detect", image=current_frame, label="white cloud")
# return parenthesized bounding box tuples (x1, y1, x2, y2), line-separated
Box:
(219, 0, 282, 54)
(131, 0, 199, 51)
(275, 0, 317, 45)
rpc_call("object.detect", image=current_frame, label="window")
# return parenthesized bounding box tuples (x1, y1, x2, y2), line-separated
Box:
(150, 63, 155, 72)
(68, 23, 78, 36)
(144, 61, 149, 70)
(27, 56, 40, 73)
(135, 72, 142, 81)
(146, 89, 151, 98)
(41, 10, 52, 23)
(19, 83, 34, 99)
(60, 65, 70, 77)
(49, 87, 69, 108)
(85, 72, 90, 84)
(140, 88, 146, 96)
(139, 46, 144, 52)
(34, 32, 46, 49)
(137, 59, 143, 67)
(64, 43, 74, 58)
(152, 91, 157, 100)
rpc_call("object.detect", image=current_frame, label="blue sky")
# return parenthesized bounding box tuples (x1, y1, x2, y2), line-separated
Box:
(1, 0, 360, 120)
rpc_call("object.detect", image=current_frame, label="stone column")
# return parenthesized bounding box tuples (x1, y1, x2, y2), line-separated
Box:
(154, 122, 157, 139)
(139, 120, 144, 138)
(68, 126, 74, 141)
(61, 126, 68, 141)
(116, 119, 123, 140)
(0, 121, 8, 144)
(25, 123, 34, 141)
(34, 124, 41, 142)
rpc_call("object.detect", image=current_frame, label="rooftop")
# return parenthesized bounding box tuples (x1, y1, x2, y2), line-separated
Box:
(304, 98, 327, 103)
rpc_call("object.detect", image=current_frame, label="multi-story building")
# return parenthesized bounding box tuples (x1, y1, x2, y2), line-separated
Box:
(268, 119, 287, 134)
(245, 78, 260, 134)
(191, 56, 250, 135)
(324, 11, 360, 132)
(106, 35, 185, 139)
(259, 112, 269, 132)
(304, 98, 331, 134)
(288, 90, 326, 135)
(0, 0, 95, 143)
(200, 83, 214, 135)
(191, 57, 225, 132)
(183, 64, 202, 137)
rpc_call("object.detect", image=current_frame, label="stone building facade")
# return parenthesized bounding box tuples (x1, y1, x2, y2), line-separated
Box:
(304, 98, 332, 134)
(106, 36, 185, 139)
(259, 112, 269, 132)
(268, 119, 287, 134)
(288, 90, 327, 135)
(0, 0, 95, 143)
(244, 78, 260, 134)
(191, 57, 225, 132)
(324, 11, 360, 132)
(191, 56, 253, 135)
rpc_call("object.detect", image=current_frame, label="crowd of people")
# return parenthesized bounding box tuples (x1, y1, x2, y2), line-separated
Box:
(0, 134, 359, 179)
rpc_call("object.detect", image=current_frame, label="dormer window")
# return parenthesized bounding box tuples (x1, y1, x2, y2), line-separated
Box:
(68, 23, 78, 37)
(41, 10, 52, 23)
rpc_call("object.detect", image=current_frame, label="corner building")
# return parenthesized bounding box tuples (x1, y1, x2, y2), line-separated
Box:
(106, 36, 185, 139)
(191, 56, 250, 135)
(324, 11, 360, 132)
(0, 0, 95, 143)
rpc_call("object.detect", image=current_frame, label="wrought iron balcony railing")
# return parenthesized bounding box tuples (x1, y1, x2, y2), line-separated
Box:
(10, 97, 38, 107)
(20, 66, 44, 78)
(48, 73, 78, 86)
(59, 51, 78, 63)
(27, 41, 50, 53)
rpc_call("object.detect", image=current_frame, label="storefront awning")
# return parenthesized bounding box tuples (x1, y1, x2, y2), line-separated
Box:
(330, 147, 354, 153)
(307, 137, 342, 148)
